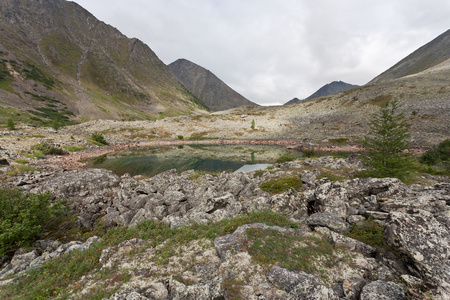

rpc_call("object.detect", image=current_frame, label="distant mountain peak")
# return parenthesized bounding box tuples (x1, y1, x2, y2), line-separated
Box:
(284, 81, 358, 105)
(168, 59, 257, 112)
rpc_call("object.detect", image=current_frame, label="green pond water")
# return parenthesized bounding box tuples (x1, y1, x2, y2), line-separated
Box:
(87, 144, 302, 177)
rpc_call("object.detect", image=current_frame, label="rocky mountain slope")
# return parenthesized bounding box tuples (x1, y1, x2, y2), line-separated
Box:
(168, 58, 257, 111)
(370, 29, 450, 84)
(285, 81, 359, 105)
(0, 0, 207, 124)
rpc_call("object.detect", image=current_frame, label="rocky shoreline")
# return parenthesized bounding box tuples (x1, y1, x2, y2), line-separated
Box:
(1, 155, 449, 299)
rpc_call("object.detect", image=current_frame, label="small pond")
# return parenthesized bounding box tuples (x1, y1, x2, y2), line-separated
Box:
(86, 144, 302, 177)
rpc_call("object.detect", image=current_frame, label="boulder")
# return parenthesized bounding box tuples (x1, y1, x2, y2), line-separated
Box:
(384, 210, 450, 297)
(360, 280, 405, 300)
(307, 212, 351, 233)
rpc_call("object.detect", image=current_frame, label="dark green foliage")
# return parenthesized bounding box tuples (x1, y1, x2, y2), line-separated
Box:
(362, 100, 414, 180)
(22, 63, 55, 89)
(345, 217, 385, 248)
(51, 118, 61, 131)
(302, 147, 316, 158)
(7, 118, 14, 130)
(420, 139, 450, 165)
(0, 189, 66, 256)
(276, 154, 298, 163)
(0, 60, 12, 82)
(91, 133, 108, 145)
(251, 119, 255, 130)
(177, 135, 184, 140)
(260, 177, 302, 194)
(31, 143, 65, 155)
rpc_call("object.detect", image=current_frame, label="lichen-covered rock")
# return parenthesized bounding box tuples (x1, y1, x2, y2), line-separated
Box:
(384, 210, 450, 298)
(360, 280, 405, 300)
(315, 226, 376, 257)
(169, 278, 222, 300)
(342, 277, 366, 300)
(307, 212, 351, 233)
(106, 288, 149, 300)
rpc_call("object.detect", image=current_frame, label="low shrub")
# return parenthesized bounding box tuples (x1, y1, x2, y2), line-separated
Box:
(7, 118, 14, 130)
(0, 189, 66, 256)
(31, 142, 65, 155)
(302, 148, 316, 158)
(276, 154, 298, 164)
(91, 133, 108, 145)
(345, 217, 384, 248)
(260, 177, 302, 194)
(420, 139, 449, 165)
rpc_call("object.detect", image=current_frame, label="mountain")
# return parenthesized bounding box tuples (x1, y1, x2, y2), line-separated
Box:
(284, 81, 358, 105)
(0, 0, 207, 125)
(168, 58, 257, 112)
(284, 97, 303, 105)
(370, 29, 450, 84)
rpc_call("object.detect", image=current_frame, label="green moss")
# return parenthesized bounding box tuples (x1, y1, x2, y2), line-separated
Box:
(260, 177, 302, 194)
(246, 228, 338, 276)
(276, 154, 298, 163)
(13, 159, 29, 165)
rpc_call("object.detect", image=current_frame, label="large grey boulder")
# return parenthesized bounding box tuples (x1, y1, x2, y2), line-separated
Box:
(384, 210, 450, 297)
(306, 212, 351, 233)
(360, 280, 405, 300)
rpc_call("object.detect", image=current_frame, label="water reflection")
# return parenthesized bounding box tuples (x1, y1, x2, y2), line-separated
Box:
(87, 144, 300, 177)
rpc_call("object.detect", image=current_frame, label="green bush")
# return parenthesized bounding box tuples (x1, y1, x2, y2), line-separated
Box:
(260, 177, 302, 194)
(420, 139, 450, 165)
(276, 154, 298, 163)
(90, 133, 108, 145)
(7, 118, 14, 130)
(31, 143, 65, 155)
(0, 189, 66, 255)
(345, 217, 385, 248)
(302, 147, 316, 158)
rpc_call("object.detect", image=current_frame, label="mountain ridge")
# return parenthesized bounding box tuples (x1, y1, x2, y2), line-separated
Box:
(369, 29, 450, 84)
(0, 0, 207, 124)
(284, 81, 358, 105)
(168, 58, 257, 112)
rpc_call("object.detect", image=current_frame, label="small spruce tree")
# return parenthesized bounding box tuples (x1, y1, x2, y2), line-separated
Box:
(7, 118, 15, 130)
(251, 119, 255, 130)
(362, 100, 413, 180)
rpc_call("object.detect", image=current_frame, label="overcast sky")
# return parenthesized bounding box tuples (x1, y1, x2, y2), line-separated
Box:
(71, 0, 449, 106)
